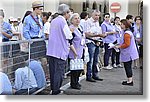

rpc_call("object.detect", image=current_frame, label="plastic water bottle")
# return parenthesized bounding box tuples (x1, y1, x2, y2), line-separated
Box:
(80, 59, 84, 69)
(77, 59, 81, 69)
(74, 59, 78, 70)
(70, 59, 75, 70)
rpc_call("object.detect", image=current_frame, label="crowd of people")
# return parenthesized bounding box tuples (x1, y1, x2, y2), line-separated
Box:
(0, 1, 143, 95)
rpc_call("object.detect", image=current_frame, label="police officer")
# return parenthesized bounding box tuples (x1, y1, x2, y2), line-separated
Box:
(0, 9, 12, 42)
(23, 1, 46, 59)
(0, 9, 13, 66)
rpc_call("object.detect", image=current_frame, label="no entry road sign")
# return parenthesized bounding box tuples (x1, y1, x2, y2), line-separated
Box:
(110, 2, 121, 13)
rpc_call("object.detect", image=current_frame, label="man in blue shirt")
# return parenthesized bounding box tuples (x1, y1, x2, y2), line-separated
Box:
(0, 9, 13, 42)
(23, 1, 45, 39)
(27, 59, 46, 88)
(23, 1, 46, 59)
(12, 54, 38, 95)
(0, 9, 13, 69)
(0, 72, 12, 95)
(0, 10, 12, 95)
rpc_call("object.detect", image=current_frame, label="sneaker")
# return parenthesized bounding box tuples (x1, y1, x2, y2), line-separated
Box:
(116, 64, 123, 68)
(103, 65, 113, 70)
(112, 64, 117, 68)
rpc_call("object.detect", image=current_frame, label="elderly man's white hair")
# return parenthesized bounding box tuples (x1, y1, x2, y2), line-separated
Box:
(58, 4, 70, 15)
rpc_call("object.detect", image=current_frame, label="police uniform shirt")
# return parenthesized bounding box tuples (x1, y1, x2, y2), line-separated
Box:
(0, 21, 13, 40)
(23, 15, 44, 40)
(0, 72, 12, 95)
(29, 60, 46, 88)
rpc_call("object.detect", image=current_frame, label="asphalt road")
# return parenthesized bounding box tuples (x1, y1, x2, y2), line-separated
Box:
(38, 67, 143, 95)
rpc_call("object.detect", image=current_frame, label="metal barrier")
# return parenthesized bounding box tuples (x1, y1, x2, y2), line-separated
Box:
(0, 39, 70, 95)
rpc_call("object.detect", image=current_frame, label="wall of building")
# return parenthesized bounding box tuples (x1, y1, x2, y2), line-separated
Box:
(44, 0, 59, 13)
(0, 0, 141, 21)
(0, 0, 59, 21)
(70, 1, 83, 14)
(128, 0, 141, 17)
(0, 0, 34, 21)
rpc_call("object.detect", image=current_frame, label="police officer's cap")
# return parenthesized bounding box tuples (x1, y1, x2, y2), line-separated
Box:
(32, 1, 43, 8)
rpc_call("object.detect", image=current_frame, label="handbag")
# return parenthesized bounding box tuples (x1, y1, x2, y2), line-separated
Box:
(70, 59, 84, 70)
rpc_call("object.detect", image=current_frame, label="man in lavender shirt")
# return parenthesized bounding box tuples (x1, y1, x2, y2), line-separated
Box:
(46, 4, 73, 95)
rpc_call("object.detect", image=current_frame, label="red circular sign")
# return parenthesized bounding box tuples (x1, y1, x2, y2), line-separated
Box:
(110, 2, 121, 13)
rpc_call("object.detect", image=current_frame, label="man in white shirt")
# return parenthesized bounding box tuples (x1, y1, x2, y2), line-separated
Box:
(79, 11, 89, 30)
(83, 10, 106, 82)
(11, 18, 21, 41)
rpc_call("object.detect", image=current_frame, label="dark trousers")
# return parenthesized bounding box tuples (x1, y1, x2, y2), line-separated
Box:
(139, 44, 143, 57)
(123, 60, 133, 78)
(2, 39, 10, 58)
(70, 70, 82, 87)
(111, 48, 120, 65)
(48, 56, 66, 95)
(104, 43, 113, 66)
(12, 43, 20, 57)
(30, 40, 46, 59)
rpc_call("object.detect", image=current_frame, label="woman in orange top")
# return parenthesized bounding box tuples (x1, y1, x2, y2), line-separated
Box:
(115, 19, 139, 86)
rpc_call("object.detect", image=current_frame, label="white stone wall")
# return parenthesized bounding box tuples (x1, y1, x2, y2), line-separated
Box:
(0, 0, 59, 21)
(0, 0, 141, 21)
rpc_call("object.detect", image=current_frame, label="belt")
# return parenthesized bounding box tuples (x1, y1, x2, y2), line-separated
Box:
(31, 37, 41, 39)
(2, 38, 9, 42)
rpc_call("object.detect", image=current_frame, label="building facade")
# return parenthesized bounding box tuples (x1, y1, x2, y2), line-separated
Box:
(0, 0, 143, 22)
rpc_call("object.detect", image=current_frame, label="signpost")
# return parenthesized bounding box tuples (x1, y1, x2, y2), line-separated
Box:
(110, 2, 121, 17)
